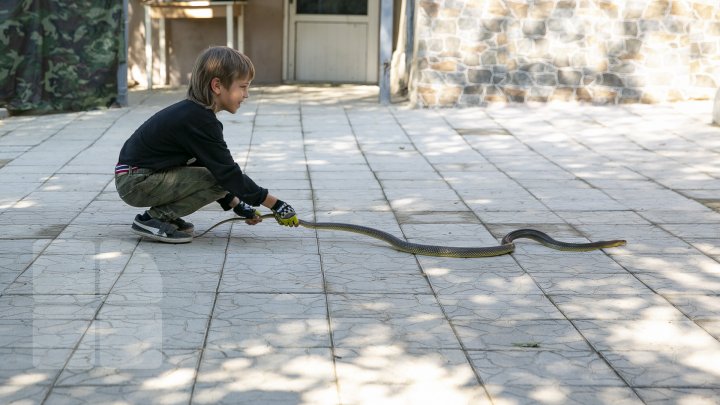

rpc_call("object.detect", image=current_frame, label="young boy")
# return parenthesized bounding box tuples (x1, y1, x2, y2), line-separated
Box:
(115, 46, 298, 243)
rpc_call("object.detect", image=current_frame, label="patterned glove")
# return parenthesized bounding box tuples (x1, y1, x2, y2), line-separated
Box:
(233, 202, 261, 219)
(271, 200, 299, 227)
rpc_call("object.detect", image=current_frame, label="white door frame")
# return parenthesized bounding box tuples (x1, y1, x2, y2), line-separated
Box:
(283, 0, 379, 83)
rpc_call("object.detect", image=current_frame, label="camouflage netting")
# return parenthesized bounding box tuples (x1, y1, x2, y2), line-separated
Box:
(0, 0, 124, 113)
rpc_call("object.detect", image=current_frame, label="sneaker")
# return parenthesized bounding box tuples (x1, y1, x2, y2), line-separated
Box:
(169, 217, 194, 233)
(131, 214, 193, 243)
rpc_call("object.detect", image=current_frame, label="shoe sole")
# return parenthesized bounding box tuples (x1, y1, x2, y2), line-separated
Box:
(131, 225, 193, 244)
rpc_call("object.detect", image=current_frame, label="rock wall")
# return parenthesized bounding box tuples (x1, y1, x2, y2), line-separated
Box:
(409, 0, 720, 106)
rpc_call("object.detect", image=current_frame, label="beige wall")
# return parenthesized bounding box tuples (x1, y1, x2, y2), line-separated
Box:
(244, 0, 285, 83)
(128, 0, 285, 87)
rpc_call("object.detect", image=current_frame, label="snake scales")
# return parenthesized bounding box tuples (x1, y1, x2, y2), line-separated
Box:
(196, 214, 626, 258)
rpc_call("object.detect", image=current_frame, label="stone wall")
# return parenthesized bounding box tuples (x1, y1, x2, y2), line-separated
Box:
(408, 0, 720, 106)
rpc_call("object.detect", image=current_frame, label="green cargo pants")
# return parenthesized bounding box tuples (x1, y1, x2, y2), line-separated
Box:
(115, 166, 226, 221)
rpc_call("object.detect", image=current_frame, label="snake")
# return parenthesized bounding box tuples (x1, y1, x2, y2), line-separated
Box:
(196, 214, 626, 258)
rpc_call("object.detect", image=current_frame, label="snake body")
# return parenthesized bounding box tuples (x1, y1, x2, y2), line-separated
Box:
(198, 215, 626, 258)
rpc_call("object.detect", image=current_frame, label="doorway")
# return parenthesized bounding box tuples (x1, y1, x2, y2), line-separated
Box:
(286, 0, 379, 83)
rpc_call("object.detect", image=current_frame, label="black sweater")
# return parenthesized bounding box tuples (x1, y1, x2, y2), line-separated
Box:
(118, 99, 268, 206)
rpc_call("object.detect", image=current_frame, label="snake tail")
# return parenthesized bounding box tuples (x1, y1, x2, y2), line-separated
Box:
(500, 229, 627, 252)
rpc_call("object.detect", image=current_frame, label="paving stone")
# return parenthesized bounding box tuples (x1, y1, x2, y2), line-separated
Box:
(454, 319, 591, 351)
(194, 348, 338, 405)
(56, 348, 199, 386)
(334, 347, 490, 404)
(438, 294, 565, 321)
(331, 317, 460, 349)
(206, 318, 330, 350)
(467, 350, 626, 387)
(635, 388, 720, 405)
(45, 384, 192, 405)
(602, 349, 720, 388)
(2, 90, 720, 403)
(551, 295, 685, 320)
(485, 385, 643, 405)
(97, 292, 215, 320)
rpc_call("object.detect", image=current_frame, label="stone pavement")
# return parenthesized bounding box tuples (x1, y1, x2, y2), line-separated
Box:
(1, 85, 719, 404)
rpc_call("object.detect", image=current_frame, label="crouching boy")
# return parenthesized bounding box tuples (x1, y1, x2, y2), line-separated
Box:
(115, 46, 298, 243)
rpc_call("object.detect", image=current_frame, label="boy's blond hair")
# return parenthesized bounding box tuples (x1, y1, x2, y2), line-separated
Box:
(187, 46, 255, 108)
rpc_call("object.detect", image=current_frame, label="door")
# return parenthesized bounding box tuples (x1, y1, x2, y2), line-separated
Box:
(287, 0, 379, 83)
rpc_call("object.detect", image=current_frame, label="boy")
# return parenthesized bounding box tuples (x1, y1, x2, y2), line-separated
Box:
(115, 46, 298, 243)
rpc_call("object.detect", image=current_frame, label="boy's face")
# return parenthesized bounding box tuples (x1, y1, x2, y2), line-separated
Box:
(212, 76, 251, 114)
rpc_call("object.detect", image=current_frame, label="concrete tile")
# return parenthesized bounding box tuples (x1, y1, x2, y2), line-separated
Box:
(574, 319, 720, 352)
(331, 317, 460, 349)
(531, 272, 651, 295)
(485, 385, 642, 405)
(206, 318, 330, 349)
(0, 239, 51, 255)
(45, 385, 192, 405)
(325, 269, 431, 294)
(602, 349, 720, 387)
(335, 347, 490, 405)
(4, 89, 720, 402)
(438, 294, 564, 321)
(327, 293, 443, 319)
(666, 295, 720, 321)
(552, 295, 685, 320)
(221, 254, 323, 293)
(0, 224, 66, 238)
(612, 253, 720, 274)
(194, 348, 338, 405)
(454, 319, 591, 351)
(417, 255, 523, 273)
(227, 236, 319, 255)
(401, 223, 499, 246)
(0, 347, 72, 384)
(5, 253, 129, 295)
(467, 350, 625, 387)
(79, 318, 208, 350)
(634, 388, 720, 405)
(428, 270, 544, 295)
(56, 348, 199, 386)
(0, 253, 35, 272)
(213, 293, 327, 320)
(575, 224, 697, 255)
(98, 292, 215, 320)
(43, 238, 137, 255)
(632, 270, 720, 294)
(0, 294, 103, 320)
(0, 383, 51, 404)
(0, 319, 89, 348)
(699, 321, 720, 340)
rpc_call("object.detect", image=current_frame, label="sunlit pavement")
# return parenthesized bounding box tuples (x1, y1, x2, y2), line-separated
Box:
(1, 85, 719, 404)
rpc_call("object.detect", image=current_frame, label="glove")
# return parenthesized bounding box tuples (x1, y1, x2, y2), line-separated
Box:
(271, 200, 299, 227)
(233, 201, 261, 219)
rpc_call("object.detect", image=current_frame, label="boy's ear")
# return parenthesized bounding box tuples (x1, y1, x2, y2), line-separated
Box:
(210, 77, 222, 95)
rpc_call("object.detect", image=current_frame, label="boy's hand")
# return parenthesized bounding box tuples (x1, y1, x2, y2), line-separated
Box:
(233, 202, 262, 225)
(271, 200, 299, 227)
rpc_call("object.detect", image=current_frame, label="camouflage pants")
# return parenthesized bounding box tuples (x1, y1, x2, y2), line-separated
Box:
(115, 167, 226, 221)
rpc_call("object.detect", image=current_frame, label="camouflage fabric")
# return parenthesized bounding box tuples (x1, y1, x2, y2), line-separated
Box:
(0, 0, 124, 113)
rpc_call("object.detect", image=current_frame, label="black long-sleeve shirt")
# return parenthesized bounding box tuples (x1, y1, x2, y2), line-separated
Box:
(118, 99, 268, 206)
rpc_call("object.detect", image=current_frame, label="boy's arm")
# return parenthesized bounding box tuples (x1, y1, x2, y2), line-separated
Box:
(224, 193, 299, 227)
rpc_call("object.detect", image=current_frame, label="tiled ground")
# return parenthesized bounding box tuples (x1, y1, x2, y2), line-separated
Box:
(1, 85, 720, 404)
